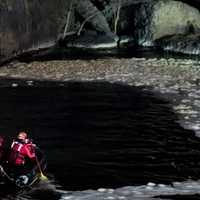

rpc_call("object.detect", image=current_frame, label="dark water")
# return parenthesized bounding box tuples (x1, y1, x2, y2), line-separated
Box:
(0, 79, 200, 197)
(3, 46, 200, 66)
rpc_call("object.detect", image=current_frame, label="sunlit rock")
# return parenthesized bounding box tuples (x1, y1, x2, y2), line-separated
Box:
(134, 0, 200, 45)
(151, 1, 200, 40)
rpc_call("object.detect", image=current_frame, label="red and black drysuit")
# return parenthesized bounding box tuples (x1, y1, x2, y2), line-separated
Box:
(7, 139, 36, 176)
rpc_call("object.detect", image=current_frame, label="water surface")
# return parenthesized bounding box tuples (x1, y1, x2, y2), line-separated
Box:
(0, 79, 200, 199)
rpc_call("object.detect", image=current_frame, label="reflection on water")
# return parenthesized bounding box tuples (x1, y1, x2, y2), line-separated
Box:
(12, 46, 200, 64)
(0, 80, 200, 199)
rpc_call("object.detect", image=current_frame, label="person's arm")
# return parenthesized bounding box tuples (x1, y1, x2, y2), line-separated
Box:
(24, 144, 36, 160)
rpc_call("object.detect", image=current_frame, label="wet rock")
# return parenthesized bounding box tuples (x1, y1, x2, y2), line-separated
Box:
(61, 30, 118, 50)
(118, 35, 136, 48)
(75, 0, 112, 34)
(155, 34, 200, 55)
(130, 1, 155, 46)
(133, 0, 200, 45)
(151, 1, 200, 40)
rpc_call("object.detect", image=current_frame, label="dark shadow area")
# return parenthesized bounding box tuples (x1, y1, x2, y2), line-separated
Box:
(1, 45, 200, 67)
(155, 194, 200, 200)
(0, 79, 200, 191)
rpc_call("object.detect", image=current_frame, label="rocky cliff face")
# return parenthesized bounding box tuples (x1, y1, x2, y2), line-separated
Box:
(0, 0, 70, 60)
(1, 0, 200, 62)
(133, 0, 200, 45)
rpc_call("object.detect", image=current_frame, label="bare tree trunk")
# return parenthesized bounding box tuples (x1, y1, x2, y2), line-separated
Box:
(77, 12, 99, 36)
(63, 0, 73, 38)
(114, 0, 121, 34)
(76, 0, 111, 35)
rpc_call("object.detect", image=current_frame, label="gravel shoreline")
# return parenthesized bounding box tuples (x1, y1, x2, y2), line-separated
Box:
(1, 57, 200, 136)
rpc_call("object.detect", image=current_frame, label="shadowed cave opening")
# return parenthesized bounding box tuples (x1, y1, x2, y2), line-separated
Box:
(0, 80, 200, 191)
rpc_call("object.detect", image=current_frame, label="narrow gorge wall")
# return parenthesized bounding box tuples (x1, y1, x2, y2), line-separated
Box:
(1, 0, 200, 62)
(0, 0, 71, 60)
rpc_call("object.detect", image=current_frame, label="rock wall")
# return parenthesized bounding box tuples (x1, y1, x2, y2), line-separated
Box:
(1, 0, 200, 62)
(0, 0, 71, 60)
(151, 0, 200, 40)
(132, 0, 200, 46)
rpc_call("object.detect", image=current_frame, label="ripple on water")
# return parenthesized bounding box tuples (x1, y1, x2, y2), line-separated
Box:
(0, 80, 200, 200)
(58, 180, 200, 200)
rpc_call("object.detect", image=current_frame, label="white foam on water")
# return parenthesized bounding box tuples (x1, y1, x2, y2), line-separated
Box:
(11, 83, 18, 87)
(59, 180, 200, 200)
(27, 80, 34, 86)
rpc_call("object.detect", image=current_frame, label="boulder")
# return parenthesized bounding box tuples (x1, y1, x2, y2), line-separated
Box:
(155, 33, 200, 55)
(75, 0, 112, 34)
(61, 30, 118, 50)
(152, 0, 200, 40)
(133, 0, 200, 46)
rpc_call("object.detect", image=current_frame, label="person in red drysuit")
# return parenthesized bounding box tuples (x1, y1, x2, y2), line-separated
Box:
(6, 131, 36, 181)
(8, 132, 36, 167)
(4, 132, 37, 185)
